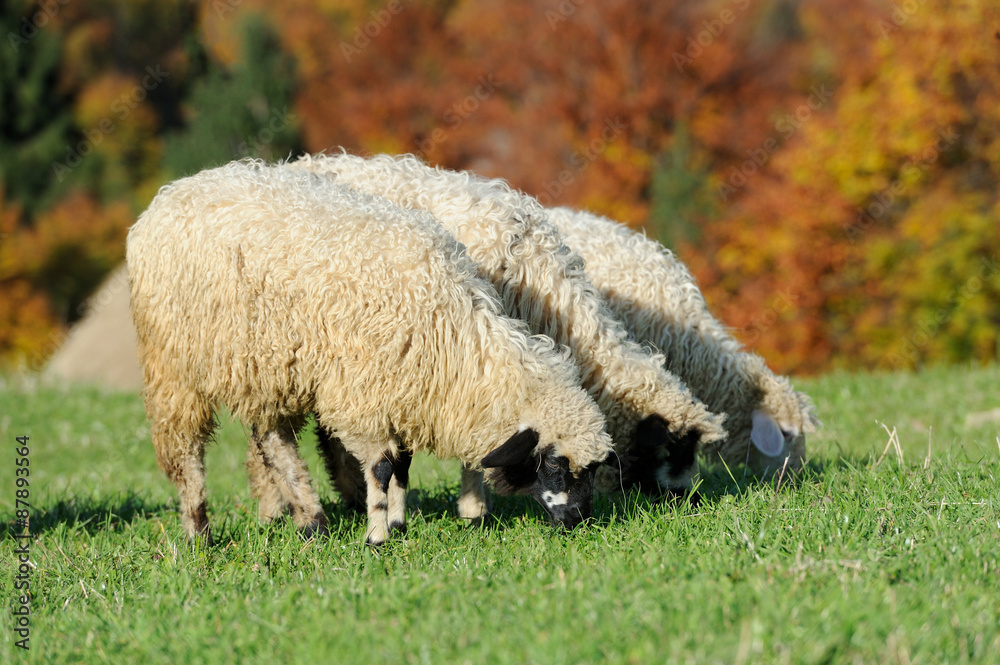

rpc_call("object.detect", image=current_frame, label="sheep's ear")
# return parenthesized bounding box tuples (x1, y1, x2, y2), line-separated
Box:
(750, 410, 785, 457)
(482, 428, 540, 468)
(601, 450, 622, 469)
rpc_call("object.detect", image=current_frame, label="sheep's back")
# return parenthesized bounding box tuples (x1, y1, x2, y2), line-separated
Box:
(127, 162, 517, 439)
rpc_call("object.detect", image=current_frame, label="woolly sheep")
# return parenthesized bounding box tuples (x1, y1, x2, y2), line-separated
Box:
(280, 153, 726, 510)
(545, 206, 819, 474)
(127, 161, 613, 546)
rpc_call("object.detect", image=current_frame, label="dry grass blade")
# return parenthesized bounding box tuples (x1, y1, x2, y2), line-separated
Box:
(876, 421, 903, 466)
(924, 427, 933, 470)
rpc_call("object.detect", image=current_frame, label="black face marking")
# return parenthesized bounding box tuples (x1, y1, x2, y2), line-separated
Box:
(662, 429, 698, 483)
(619, 415, 699, 496)
(618, 417, 665, 495)
(530, 452, 595, 530)
(372, 457, 394, 494)
(483, 441, 596, 530)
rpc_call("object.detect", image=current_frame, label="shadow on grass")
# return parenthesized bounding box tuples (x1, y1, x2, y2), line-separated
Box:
(407, 486, 522, 534)
(6, 492, 171, 537)
(195, 457, 851, 546)
(690, 457, 839, 504)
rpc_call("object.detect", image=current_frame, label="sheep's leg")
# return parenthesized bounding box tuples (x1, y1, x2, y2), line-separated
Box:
(315, 425, 367, 513)
(145, 383, 216, 543)
(458, 465, 490, 523)
(387, 450, 412, 536)
(362, 447, 409, 547)
(252, 420, 328, 538)
(364, 453, 392, 547)
(246, 444, 289, 524)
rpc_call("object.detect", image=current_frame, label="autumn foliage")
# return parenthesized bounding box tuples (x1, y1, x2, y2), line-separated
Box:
(1, 0, 998, 374)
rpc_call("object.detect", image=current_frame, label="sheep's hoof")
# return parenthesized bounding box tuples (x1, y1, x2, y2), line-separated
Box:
(364, 523, 389, 549)
(463, 513, 495, 529)
(458, 498, 490, 523)
(300, 521, 330, 541)
(388, 521, 407, 537)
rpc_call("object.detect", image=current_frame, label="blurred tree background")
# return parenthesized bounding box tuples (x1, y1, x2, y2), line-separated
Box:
(1, 0, 997, 374)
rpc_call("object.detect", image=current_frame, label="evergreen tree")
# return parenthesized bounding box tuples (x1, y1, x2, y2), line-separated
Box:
(648, 126, 716, 249)
(163, 16, 301, 176)
(0, 2, 77, 218)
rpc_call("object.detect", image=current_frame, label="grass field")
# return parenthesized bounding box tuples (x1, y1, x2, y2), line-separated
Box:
(2, 363, 999, 664)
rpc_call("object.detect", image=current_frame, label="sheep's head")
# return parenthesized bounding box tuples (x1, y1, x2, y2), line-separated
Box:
(721, 368, 816, 475)
(747, 409, 815, 476)
(481, 427, 598, 530)
(596, 415, 701, 500)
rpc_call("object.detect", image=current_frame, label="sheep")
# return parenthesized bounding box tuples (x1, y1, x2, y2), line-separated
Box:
(126, 160, 614, 546)
(544, 206, 819, 475)
(278, 153, 726, 510)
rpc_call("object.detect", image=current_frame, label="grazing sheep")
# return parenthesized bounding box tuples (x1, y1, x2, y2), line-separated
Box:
(545, 206, 819, 474)
(127, 160, 613, 546)
(280, 153, 726, 508)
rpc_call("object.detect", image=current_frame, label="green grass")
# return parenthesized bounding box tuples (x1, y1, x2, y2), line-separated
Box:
(2, 363, 999, 664)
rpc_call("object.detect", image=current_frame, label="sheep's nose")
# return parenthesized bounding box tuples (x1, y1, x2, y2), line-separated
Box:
(549, 504, 590, 531)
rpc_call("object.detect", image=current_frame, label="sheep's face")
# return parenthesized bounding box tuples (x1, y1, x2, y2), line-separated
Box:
(611, 415, 700, 499)
(481, 428, 597, 530)
(747, 409, 807, 475)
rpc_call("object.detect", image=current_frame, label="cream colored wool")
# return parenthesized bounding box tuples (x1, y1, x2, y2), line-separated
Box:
(127, 160, 612, 542)
(545, 206, 819, 474)
(286, 153, 726, 497)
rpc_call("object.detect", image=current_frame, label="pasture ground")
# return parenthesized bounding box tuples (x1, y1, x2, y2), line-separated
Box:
(1, 363, 998, 664)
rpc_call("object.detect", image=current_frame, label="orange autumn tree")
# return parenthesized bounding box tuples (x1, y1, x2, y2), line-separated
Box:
(693, 0, 1000, 372)
(5, 0, 997, 374)
(0, 190, 132, 367)
(249, 0, 814, 223)
(0, 0, 292, 366)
